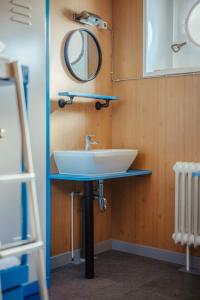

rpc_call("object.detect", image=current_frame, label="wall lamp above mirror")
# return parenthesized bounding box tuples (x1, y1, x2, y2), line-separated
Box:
(73, 11, 108, 30)
(64, 29, 102, 82)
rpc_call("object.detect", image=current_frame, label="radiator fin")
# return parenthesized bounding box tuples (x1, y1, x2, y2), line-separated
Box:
(173, 162, 200, 247)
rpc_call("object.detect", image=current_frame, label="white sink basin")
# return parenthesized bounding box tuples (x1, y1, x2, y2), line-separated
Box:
(54, 149, 138, 175)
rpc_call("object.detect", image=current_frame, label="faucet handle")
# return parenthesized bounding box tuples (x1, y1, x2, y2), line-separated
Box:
(86, 134, 99, 144)
(85, 134, 96, 142)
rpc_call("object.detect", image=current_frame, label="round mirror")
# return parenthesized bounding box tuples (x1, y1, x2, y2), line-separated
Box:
(64, 29, 102, 82)
(186, 1, 200, 47)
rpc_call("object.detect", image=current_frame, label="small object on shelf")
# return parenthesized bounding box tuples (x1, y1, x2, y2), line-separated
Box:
(58, 91, 119, 110)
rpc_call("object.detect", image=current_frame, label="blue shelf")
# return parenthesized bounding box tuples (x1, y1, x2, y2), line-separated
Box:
(192, 172, 200, 177)
(50, 169, 152, 182)
(59, 91, 119, 101)
(58, 92, 119, 110)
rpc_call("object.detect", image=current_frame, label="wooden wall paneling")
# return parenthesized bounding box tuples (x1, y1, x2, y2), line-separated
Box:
(111, 178, 137, 242)
(135, 78, 159, 247)
(112, 0, 200, 255)
(50, 0, 113, 255)
(112, 0, 139, 79)
(51, 0, 200, 258)
(51, 181, 71, 256)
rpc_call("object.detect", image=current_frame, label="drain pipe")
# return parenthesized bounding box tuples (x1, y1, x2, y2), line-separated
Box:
(70, 183, 107, 263)
(70, 191, 83, 262)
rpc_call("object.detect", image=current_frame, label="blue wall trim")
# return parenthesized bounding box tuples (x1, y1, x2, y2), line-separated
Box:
(45, 0, 51, 286)
(21, 66, 29, 266)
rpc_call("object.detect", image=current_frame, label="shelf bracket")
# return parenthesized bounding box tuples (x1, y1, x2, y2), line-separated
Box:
(58, 96, 74, 108)
(95, 100, 110, 110)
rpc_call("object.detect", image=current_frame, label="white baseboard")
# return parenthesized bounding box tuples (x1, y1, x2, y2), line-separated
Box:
(51, 239, 200, 271)
(112, 240, 200, 270)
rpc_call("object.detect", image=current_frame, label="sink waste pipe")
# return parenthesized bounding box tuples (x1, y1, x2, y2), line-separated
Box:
(70, 183, 107, 262)
(98, 180, 107, 211)
(96, 180, 107, 212)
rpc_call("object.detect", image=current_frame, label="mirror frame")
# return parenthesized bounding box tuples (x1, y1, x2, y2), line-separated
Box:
(64, 29, 102, 82)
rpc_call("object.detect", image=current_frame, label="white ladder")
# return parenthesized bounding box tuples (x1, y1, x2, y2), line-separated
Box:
(0, 60, 49, 300)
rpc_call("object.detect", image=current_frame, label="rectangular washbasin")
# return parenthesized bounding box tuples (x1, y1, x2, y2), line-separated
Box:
(54, 149, 138, 175)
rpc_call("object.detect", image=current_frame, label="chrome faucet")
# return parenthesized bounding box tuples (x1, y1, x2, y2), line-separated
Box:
(85, 134, 99, 151)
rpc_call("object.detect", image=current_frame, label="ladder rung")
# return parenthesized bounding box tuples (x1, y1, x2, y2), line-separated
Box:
(0, 173, 35, 182)
(0, 241, 43, 258)
(0, 238, 34, 251)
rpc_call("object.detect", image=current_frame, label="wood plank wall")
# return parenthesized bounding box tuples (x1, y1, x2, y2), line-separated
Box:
(51, 0, 200, 258)
(50, 0, 113, 256)
(112, 0, 200, 255)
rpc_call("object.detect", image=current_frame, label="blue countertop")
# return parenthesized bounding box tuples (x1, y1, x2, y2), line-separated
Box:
(50, 169, 152, 182)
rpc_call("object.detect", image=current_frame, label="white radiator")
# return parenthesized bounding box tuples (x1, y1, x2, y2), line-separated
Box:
(172, 162, 200, 248)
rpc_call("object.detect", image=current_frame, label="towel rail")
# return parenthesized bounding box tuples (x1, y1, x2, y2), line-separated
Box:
(0, 241, 43, 258)
(0, 173, 35, 182)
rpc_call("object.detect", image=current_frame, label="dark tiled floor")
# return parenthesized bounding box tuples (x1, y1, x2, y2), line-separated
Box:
(49, 251, 200, 300)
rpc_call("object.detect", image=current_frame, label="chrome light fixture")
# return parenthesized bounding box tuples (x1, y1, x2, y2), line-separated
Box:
(73, 11, 108, 30)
